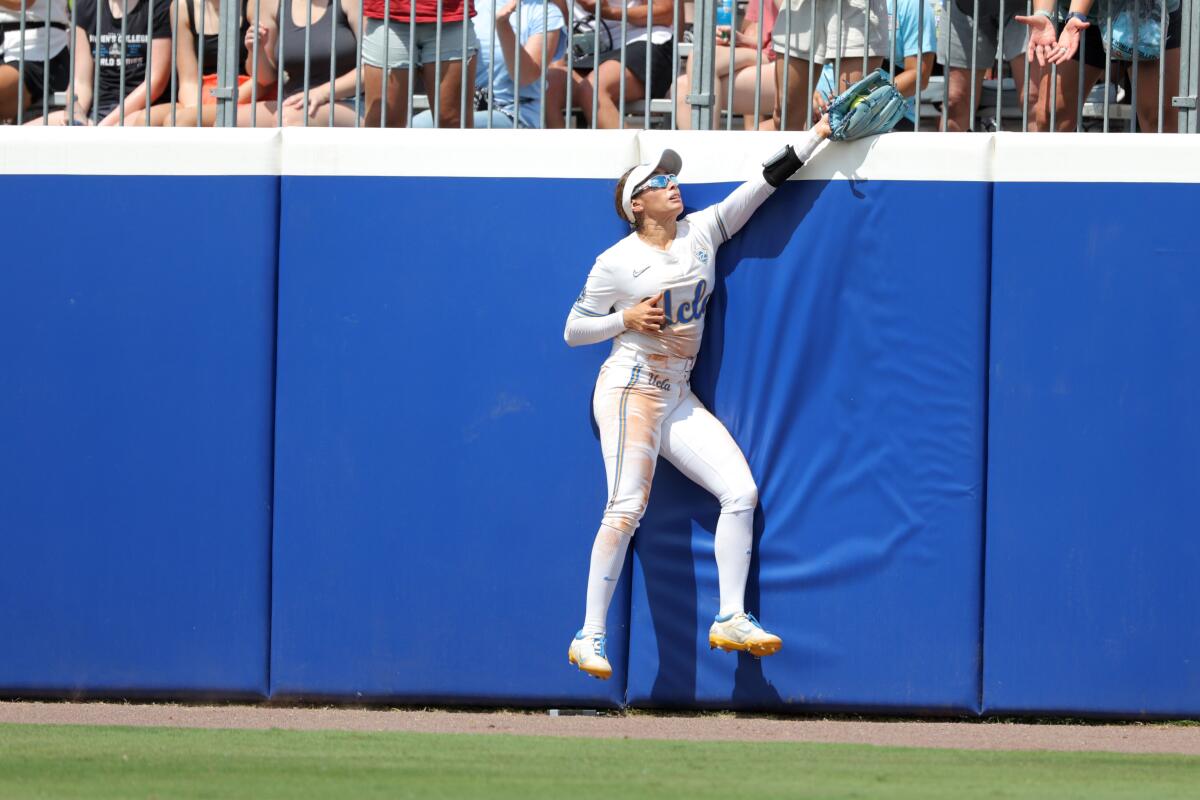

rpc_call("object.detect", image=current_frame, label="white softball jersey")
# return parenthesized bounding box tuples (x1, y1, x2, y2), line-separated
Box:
(564, 173, 781, 535)
(565, 173, 776, 364)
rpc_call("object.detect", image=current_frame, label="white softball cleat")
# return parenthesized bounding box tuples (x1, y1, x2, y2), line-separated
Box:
(708, 612, 783, 657)
(568, 630, 613, 680)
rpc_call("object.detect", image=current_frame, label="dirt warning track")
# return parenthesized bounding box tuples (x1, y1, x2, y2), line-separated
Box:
(2, 701, 1198, 756)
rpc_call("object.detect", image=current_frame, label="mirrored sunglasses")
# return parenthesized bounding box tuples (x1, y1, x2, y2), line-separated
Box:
(633, 174, 679, 196)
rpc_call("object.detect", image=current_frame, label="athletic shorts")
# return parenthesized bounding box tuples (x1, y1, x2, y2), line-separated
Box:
(4, 44, 69, 107)
(936, 5, 1027, 69)
(361, 18, 479, 69)
(771, 0, 890, 64)
(599, 39, 674, 100)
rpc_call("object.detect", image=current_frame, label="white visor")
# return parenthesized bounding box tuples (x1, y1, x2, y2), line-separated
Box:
(620, 148, 683, 224)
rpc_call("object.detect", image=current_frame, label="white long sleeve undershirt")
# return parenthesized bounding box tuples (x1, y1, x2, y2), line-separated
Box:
(564, 309, 627, 347)
(696, 128, 825, 246)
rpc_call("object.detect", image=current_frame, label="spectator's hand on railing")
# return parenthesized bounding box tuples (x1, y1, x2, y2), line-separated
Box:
(1014, 12, 1061, 67)
(812, 90, 830, 123)
(623, 293, 666, 333)
(1053, 16, 1089, 64)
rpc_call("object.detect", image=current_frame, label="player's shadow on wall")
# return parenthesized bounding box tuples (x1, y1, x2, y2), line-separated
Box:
(631, 180, 835, 709)
(636, 480, 781, 709)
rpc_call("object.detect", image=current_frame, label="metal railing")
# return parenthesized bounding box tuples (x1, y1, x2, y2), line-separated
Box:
(0, 0, 1194, 131)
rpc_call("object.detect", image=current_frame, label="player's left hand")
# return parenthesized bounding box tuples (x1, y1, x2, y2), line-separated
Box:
(824, 70, 904, 140)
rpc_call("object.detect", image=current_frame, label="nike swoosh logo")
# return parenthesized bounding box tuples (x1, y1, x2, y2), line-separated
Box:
(633, 266, 653, 277)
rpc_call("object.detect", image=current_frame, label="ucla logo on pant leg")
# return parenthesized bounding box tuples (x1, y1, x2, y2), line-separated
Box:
(645, 371, 672, 391)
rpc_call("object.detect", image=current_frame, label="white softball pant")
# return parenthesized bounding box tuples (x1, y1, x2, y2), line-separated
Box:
(592, 355, 758, 535)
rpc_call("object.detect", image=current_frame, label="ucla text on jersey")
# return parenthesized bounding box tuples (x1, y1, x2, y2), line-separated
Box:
(662, 280, 711, 327)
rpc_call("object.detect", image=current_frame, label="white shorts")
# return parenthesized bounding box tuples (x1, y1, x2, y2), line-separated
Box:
(593, 355, 757, 535)
(772, 0, 890, 64)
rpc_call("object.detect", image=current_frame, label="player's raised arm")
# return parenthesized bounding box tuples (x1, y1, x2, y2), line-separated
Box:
(702, 119, 833, 245)
(705, 69, 906, 245)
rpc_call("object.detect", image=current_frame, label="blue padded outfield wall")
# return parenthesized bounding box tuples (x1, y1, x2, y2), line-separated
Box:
(2, 130, 1198, 717)
(622, 175, 988, 713)
(983, 137, 1200, 717)
(0, 131, 279, 698)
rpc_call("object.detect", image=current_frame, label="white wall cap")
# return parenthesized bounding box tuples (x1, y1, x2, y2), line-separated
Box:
(993, 132, 1200, 183)
(0, 127, 281, 176)
(281, 127, 641, 178)
(635, 130, 995, 183)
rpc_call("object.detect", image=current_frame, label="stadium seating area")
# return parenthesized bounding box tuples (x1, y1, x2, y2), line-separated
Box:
(0, 0, 1185, 131)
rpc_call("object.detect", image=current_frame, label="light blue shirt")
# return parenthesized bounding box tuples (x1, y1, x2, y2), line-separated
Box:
(817, 0, 937, 124)
(472, 0, 567, 128)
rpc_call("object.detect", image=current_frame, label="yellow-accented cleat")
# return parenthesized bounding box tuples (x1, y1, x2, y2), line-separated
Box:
(568, 630, 613, 680)
(708, 613, 783, 657)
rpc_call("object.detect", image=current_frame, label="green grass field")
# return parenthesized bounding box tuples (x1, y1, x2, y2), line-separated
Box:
(2, 722, 1198, 799)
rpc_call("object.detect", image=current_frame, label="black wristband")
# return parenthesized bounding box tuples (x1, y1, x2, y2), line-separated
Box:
(762, 144, 803, 188)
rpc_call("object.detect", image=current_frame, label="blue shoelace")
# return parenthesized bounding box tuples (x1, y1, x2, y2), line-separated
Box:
(591, 634, 607, 659)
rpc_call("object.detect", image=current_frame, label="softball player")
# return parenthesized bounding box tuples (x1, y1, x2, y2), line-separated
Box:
(564, 119, 834, 680)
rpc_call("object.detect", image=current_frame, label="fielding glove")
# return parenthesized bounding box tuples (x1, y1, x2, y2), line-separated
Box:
(826, 68, 906, 141)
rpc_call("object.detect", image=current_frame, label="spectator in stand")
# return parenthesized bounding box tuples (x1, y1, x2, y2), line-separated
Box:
(572, 0, 673, 129)
(772, 0, 889, 131)
(674, 0, 777, 130)
(814, 0, 935, 131)
(360, 0, 478, 127)
(1018, 0, 1180, 132)
(416, 0, 565, 127)
(0, 0, 70, 123)
(125, 0, 254, 126)
(543, 0, 610, 128)
(26, 0, 171, 125)
(238, 0, 362, 126)
(937, 0, 1037, 131)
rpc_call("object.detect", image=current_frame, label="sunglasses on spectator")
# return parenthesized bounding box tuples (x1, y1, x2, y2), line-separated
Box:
(633, 174, 679, 196)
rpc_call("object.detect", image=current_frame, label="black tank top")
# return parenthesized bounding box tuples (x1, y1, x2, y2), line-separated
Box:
(280, 0, 356, 97)
(187, 0, 250, 76)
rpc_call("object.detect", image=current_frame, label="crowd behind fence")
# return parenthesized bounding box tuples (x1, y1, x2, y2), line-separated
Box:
(0, 0, 1195, 131)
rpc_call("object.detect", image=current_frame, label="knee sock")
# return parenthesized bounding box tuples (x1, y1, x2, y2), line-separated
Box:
(581, 524, 633, 636)
(714, 508, 753, 618)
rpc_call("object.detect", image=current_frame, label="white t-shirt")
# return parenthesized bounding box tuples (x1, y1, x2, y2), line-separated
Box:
(0, 0, 69, 62)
